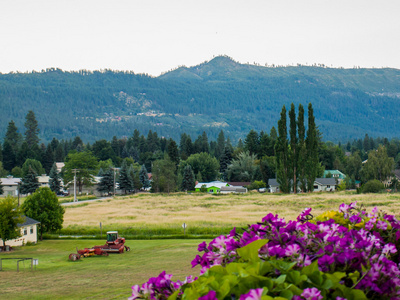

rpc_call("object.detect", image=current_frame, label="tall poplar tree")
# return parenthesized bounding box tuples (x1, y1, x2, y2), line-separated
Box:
(297, 104, 307, 192)
(289, 103, 298, 193)
(275, 105, 291, 193)
(305, 103, 319, 192)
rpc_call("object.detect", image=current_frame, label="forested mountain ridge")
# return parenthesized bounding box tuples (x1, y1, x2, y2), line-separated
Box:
(1, 56, 400, 143)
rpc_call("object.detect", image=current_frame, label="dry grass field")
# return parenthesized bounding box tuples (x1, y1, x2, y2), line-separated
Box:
(63, 191, 400, 231)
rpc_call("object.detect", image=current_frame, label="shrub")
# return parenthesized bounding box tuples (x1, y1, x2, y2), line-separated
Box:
(362, 179, 384, 193)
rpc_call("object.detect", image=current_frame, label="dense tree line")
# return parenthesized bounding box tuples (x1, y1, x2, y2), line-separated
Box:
(1, 109, 400, 195)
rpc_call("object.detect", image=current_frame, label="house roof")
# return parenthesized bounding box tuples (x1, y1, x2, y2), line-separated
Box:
(37, 175, 50, 184)
(18, 216, 40, 227)
(268, 179, 279, 187)
(195, 181, 229, 189)
(0, 177, 21, 186)
(324, 170, 345, 178)
(314, 178, 337, 186)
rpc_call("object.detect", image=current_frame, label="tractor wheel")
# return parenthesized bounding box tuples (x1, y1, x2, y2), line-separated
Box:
(125, 246, 130, 252)
(69, 253, 81, 261)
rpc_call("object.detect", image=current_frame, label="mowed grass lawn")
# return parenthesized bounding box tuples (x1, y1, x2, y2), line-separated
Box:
(0, 239, 202, 300)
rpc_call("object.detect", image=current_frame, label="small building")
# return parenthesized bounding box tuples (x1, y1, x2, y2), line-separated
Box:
(195, 181, 230, 194)
(0, 176, 21, 197)
(313, 178, 337, 192)
(220, 186, 248, 194)
(37, 174, 50, 188)
(56, 162, 65, 173)
(0, 216, 40, 247)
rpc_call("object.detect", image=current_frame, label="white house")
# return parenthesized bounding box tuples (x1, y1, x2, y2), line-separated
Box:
(0, 176, 21, 197)
(0, 216, 40, 248)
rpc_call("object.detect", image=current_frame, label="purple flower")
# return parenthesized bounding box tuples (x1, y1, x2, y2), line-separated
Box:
(239, 288, 263, 300)
(128, 285, 141, 300)
(199, 290, 217, 300)
(301, 287, 323, 300)
(198, 241, 208, 252)
(349, 215, 361, 224)
(376, 220, 388, 230)
(318, 255, 335, 272)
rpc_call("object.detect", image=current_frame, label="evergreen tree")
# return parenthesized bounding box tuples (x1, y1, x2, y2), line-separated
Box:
(289, 103, 298, 193)
(20, 167, 40, 195)
(24, 110, 40, 147)
(215, 130, 226, 160)
(2, 141, 16, 171)
(4, 120, 22, 153)
(49, 163, 62, 194)
(297, 104, 307, 192)
(244, 130, 259, 157)
(42, 144, 54, 174)
(275, 105, 291, 193)
(181, 165, 195, 192)
(167, 139, 180, 166)
(97, 169, 115, 196)
(219, 146, 233, 179)
(0, 179, 3, 195)
(305, 103, 319, 192)
(139, 164, 151, 189)
(118, 160, 134, 194)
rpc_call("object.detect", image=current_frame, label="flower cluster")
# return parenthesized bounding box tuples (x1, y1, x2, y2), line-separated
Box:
(130, 203, 400, 299)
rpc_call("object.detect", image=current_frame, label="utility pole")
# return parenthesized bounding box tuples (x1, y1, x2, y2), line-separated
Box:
(72, 169, 78, 202)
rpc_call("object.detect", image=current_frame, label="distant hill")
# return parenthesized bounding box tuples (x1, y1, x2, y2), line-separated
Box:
(1, 56, 400, 143)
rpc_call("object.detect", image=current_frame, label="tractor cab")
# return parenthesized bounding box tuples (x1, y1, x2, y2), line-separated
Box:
(106, 231, 119, 244)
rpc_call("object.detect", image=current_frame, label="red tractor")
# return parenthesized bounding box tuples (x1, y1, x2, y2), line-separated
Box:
(69, 231, 130, 261)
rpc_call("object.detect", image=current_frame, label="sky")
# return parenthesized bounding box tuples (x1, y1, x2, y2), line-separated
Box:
(1, 0, 399, 76)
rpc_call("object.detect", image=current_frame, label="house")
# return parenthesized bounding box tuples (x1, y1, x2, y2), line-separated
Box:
(0, 176, 21, 197)
(0, 216, 40, 248)
(324, 170, 346, 183)
(220, 186, 248, 194)
(268, 178, 337, 193)
(56, 162, 65, 173)
(195, 181, 230, 194)
(313, 178, 337, 192)
(37, 174, 50, 188)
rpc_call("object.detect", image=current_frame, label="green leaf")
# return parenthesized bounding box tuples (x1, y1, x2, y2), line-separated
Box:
(274, 274, 287, 285)
(301, 260, 319, 276)
(217, 279, 231, 299)
(279, 289, 293, 299)
(237, 239, 268, 262)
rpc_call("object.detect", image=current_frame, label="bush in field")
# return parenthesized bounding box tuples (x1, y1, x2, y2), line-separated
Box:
(130, 202, 400, 299)
(362, 179, 384, 193)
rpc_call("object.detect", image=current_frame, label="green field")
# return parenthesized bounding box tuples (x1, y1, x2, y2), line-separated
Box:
(0, 239, 202, 300)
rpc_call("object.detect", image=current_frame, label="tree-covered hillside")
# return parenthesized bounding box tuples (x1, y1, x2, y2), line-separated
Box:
(1, 56, 400, 143)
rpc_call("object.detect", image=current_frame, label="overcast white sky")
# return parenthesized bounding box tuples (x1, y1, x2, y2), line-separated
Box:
(1, 0, 399, 76)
